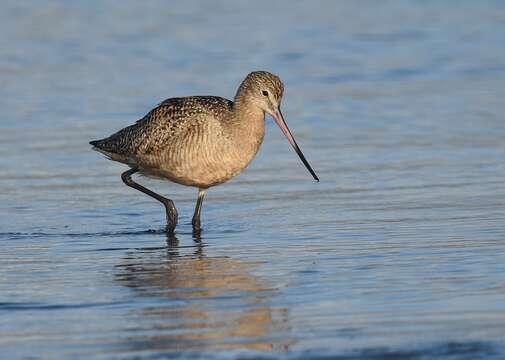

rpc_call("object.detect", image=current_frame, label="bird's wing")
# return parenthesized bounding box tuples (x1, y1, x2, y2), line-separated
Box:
(91, 96, 233, 158)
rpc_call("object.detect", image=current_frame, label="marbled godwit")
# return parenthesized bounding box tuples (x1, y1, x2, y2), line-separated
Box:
(90, 71, 318, 234)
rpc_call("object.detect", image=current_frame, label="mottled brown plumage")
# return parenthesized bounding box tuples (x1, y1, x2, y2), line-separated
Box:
(91, 71, 317, 234)
(92, 96, 238, 187)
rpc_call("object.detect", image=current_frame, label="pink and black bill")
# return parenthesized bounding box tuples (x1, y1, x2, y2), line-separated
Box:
(271, 109, 319, 182)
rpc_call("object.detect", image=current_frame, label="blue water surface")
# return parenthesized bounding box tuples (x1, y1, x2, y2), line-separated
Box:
(1, 1, 505, 359)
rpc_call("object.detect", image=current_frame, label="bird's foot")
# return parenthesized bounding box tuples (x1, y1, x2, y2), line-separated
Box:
(165, 204, 178, 235)
(192, 216, 203, 237)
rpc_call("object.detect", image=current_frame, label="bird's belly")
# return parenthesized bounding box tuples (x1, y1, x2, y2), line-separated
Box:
(138, 142, 260, 189)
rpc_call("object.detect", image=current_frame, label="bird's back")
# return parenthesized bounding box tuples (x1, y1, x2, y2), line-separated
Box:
(91, 96, 233, 160)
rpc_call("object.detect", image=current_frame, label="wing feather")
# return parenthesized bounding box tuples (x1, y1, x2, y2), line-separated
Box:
(90, 96, 233, 159)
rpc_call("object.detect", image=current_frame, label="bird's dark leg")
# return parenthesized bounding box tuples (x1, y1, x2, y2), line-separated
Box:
(192, 189, 206, 233)
(121, 168, 178, 234)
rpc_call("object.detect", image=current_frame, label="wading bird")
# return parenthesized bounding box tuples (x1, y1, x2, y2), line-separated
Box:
(90, 71, 318, 234)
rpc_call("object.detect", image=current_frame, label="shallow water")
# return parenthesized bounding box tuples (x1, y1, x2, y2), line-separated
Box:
(1, 1, 505, 359)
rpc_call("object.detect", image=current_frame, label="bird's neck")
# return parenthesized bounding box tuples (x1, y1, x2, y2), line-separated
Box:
(230, 92, 266, 150)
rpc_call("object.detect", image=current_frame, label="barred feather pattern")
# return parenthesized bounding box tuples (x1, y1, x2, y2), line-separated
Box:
(90, 71, 284, 188)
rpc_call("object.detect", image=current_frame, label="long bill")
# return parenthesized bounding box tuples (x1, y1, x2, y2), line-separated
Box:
(271, 108, 319, 181)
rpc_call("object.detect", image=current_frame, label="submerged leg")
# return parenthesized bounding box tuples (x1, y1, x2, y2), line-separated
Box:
(121, 168, 178, 234)
(192, 188, 206, 232)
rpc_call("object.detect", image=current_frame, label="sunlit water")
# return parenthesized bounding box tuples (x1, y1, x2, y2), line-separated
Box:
(1, 1, 505, 359)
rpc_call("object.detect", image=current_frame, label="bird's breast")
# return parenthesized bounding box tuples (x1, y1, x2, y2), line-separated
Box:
(143, 123, 264, 188)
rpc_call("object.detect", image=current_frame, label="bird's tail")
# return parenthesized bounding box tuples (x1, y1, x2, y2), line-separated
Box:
(89, 139, 102, 148)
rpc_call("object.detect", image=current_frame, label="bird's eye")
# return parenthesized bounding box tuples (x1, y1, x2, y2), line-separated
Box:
(262, 90, 269, 97)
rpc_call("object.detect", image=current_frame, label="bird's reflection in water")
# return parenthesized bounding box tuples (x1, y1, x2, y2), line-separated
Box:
(114, 233, 290, 352)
